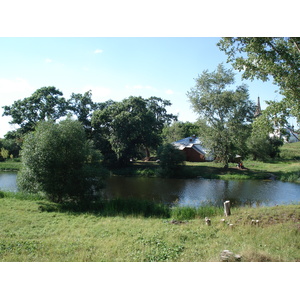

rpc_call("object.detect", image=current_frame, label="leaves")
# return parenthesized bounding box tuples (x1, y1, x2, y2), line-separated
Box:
(218, 37, 300, 123)
(18, 118, 107, 203)
(92, 96, 177, 165)
(2, 86, 69, 133)
(187, 64, 255, 167)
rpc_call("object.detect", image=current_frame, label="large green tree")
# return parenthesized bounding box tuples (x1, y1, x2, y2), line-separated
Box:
(218, 37, 300, 124)
(92, 96, 177, 166)
(187, 64, 255, 168)
(2, 86, 69, 133)
(68, 90, 104, 138)
(18, 118, 107, 205)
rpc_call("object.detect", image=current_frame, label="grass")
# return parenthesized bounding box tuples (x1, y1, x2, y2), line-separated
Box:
(0, 159, 21, 171)
(1, 191, 300, 262)
(109, 142, 300, 182)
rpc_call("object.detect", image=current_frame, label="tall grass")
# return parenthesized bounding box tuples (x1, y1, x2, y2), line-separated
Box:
(171, 205, 223, 220)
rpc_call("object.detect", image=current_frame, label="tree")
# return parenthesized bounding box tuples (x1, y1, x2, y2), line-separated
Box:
(68, 90, 104, 138)
(0, 147, 9, 160)
(187, 64, 255, 168)
(2, 86, 69, 133)
(1, 129, 24, 158)
(218, 37, 300, 124)
(162, 121, 201, 144)
(17, 118, 108, 205)
(92, 96, 177, 166)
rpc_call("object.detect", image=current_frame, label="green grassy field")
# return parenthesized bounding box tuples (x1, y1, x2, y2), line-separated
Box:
(1, 192, 299, 262)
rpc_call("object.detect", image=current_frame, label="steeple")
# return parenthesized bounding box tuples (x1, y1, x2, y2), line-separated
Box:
(254, 96, 262, 117)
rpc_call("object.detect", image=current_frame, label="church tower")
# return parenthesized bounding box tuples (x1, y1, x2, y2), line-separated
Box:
(254, 96, 262, 117)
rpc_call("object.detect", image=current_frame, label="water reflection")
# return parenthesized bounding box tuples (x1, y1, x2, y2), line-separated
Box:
(102, 177, 300, 207)
(0, 172, 18, 192)
(1, 172, 300, 207)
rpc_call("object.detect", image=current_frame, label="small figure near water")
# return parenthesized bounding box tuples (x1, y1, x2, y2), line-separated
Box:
(237, 161, 246, 169)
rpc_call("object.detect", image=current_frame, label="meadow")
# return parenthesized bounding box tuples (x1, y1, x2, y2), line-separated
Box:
(0, 191, 299, 262)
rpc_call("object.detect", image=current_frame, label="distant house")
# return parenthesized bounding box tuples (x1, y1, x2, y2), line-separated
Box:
(270, 125, 299, 143)
(172, 135, 213, 162)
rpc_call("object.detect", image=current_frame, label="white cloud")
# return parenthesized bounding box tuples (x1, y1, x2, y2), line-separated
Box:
(94, 49, 103, 54)
(0, 78, 34, 104)
(165, 89, 174, 95)
(45, 58, 53, 63)
(82, 85, 111, 100)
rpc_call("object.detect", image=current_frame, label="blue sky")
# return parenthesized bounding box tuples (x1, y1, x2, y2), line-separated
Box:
(0, 37, 286, 138)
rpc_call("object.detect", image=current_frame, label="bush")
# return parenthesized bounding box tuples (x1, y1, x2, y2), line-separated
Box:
(17, 119, 108, 204)
(157, 144, 185, 177)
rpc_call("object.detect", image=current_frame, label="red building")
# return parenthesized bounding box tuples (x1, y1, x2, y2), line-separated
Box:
(172, 136, 213, 162)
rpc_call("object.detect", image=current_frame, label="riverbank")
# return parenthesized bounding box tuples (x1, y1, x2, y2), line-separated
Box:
(1, 142, 299, 183)
(0, 192, 299, 261)
(0, 159, 21, 171)
(112, 142, 300, 183)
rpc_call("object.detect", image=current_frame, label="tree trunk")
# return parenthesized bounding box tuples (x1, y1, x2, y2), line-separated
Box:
(145, 147, 150, 161)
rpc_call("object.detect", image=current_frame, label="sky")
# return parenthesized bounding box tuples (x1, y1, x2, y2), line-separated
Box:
(0, 37, 287, 138)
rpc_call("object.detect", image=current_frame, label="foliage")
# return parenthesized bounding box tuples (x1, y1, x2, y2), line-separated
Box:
(187, 63, 255, 168)
(247, 133, 283, 161)
(68, 90, 105, 138)
(0, 147, 9, 160)
(1, 129, 23, 158)
(218, 37, 300, 124)
(17, 118, 108, 204)
(92, 96, 177, 166)
(162, 121, 201, 144)
(157, 143, 185, 177)
(2, 86, 69, 133)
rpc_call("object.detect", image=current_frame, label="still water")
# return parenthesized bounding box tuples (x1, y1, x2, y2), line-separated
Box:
(1, 172, 299, 207)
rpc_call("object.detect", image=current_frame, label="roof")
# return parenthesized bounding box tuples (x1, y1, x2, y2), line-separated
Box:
(172, 136, 213, 160)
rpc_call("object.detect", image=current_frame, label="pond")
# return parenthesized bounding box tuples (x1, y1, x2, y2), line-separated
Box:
(1, 172, 299, 207)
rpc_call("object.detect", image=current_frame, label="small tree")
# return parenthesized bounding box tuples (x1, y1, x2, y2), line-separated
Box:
(157, 144, 185, 177)
(18, 118, 108, 205)
(1, 147, 9, 160)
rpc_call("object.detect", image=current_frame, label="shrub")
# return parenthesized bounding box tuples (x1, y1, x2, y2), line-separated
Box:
(17, 118, 108, 204)
(157, 144, 185, 177)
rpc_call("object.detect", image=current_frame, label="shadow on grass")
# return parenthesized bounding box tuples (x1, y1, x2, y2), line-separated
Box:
(38, 197, 171, 218)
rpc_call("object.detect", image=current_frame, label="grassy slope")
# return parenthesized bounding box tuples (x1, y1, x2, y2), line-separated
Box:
(1, 194, 300, 262)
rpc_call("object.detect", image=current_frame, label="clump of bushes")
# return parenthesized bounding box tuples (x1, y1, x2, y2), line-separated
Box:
(157, 144, 185, 177)
(18, 118, 108, 205)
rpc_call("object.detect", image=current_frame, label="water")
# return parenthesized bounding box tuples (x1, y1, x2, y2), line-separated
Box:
(0, 172, 18, 192)
(102, 176, 300, 207)
(1, 172, 300, 207)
